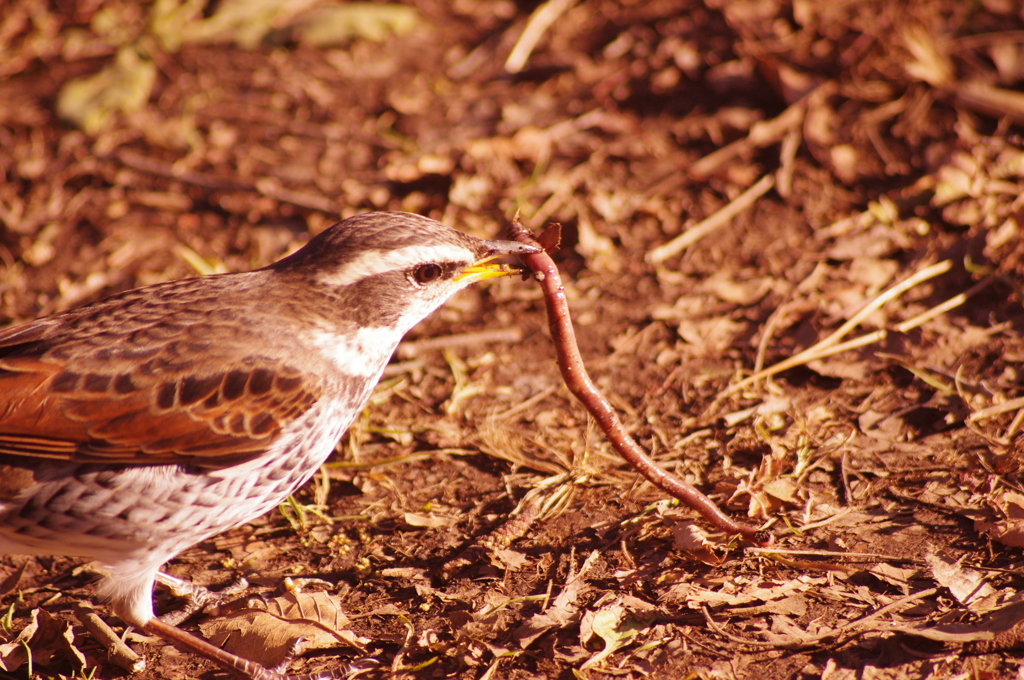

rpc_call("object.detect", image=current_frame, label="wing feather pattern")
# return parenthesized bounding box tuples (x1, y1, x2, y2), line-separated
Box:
(0, 287, 322, 470)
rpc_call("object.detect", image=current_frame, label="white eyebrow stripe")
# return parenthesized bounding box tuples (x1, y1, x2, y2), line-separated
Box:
(315, 244, 475, 287)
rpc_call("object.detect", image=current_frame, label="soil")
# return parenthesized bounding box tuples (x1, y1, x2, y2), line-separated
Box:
(3, 1, 1024, 679)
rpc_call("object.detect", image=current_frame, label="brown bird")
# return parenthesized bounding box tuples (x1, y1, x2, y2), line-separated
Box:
(0, 212, 538, 679)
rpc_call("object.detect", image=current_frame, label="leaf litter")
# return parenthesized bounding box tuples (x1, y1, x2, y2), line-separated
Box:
(3, 0, 1024, 679)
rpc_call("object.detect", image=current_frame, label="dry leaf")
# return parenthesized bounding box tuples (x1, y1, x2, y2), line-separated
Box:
(925, 551, 997, 610)
(0, 561, 27, 596)
(671, 576, 823, 609)
(670, 520, 725, 565)
(976, 491, 1024, 548)
(403, 511, 458, 528)
(703, 271, 773, 305)
(0, 609, 85, 673)
(56, 45, 157, 134)
(676, 316, 746, 355)
(488, 549, 530, 571)
(199, 591, 369, 668)
(579, 596, 655, 670)
(896, 597, 1024, 644)
(0, 610, 41, 672)
(867, 564, 920, 594)
(513, 551, 599, 648)
(289, 4, 420, 48)
(536, 222, 563, 253)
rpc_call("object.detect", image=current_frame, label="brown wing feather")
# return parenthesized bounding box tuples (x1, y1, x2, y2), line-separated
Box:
(0, 302, 322, 469)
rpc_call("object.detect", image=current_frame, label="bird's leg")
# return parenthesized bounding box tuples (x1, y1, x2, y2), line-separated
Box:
(155, 570, 250, 625)
(269, 636, 308, 674)
(142, 618, 376, 680)
(143, 618, 284, 679)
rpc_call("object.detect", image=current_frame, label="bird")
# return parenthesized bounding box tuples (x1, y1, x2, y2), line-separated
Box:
(0, 211, 539, 679)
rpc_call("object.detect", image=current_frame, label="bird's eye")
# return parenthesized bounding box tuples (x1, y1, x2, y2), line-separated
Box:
(412, 263, 443, 285)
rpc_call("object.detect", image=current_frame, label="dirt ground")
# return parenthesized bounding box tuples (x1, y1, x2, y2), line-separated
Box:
(4, 0, 1024, 679)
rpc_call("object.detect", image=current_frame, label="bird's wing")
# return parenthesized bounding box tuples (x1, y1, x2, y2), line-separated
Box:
(0, 316, 322, 469)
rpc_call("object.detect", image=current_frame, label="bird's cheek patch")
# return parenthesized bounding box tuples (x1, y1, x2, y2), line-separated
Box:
(311, 326, 400, 378)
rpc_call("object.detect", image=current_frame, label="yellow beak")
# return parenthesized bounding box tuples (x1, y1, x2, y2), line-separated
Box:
(455, 254, 522, 284)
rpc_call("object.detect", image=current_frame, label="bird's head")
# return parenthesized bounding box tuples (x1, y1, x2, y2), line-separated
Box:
(268, 212, 539, 335)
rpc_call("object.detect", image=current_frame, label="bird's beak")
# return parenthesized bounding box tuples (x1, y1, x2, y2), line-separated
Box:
(456, 255, 520, 283)
(455, 240, 540, 284)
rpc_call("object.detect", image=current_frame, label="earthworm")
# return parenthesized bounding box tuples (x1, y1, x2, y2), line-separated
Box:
(509, 217, 770, 545)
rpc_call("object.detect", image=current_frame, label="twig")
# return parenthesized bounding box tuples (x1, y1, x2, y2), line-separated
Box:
(396, 328, 524, 359)
(253, 178, 340, 214)
(775, 127, 802, 199)
(1005, 406, 1024, 442)
(701, 587, 940, 649)
(117, 151, 339, 213)
(117, 150, 252, 191)
(687, 81, 835, 180)
(969, 396, 1024, 423)
(505, 0, 579, 73)
(508, 217, 768, 544)
(719, 259, 959, 397)
(72, 602, 146, 673)
(753, 299, 818, 374)
(802, 260, 951, 351)
(955, 80, 1024, 125)
(744, 547, 920, 562)
(700, 606, 778, 647)
(646, 174, 775, 264)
